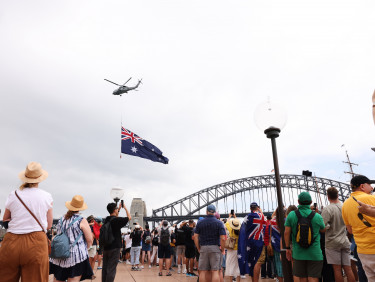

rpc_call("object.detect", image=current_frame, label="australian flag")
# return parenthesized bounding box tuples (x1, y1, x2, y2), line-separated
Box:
(237, 211, 266, 277)
(270, 218, 281, 253)
(121, 126, 169, 164)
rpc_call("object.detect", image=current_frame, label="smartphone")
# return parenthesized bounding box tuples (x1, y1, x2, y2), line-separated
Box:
(313, 203, 317, 210)
(121, 199, 124, 207)
(352, 196, 362, 205)
(230, 209, 234, 215)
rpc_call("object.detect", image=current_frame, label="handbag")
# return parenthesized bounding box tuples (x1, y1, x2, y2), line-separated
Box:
(15, 190, 51, 255)
(225, 236, 236, 249)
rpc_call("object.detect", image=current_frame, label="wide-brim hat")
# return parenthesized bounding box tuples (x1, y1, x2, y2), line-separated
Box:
(65, 195, 88, 211)
(18, 162, 48, 183)
(229, 218, 241, 230)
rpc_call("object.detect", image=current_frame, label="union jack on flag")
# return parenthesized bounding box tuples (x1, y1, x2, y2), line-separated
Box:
(121, 126, 169, 164)
(237, 211, 266, 277)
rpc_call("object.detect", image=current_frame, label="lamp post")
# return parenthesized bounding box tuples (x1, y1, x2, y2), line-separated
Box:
(254, 100, 293, 282)
(110, 186, 125, 206)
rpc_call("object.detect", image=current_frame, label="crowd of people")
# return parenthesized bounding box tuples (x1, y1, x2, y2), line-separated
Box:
(1, 161, 375, 282)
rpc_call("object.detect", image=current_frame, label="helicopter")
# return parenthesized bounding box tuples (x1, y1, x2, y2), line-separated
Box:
(104, 77, 142, 96)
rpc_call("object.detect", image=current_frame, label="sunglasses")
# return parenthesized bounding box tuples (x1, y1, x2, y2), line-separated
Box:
(357, 212, 372, 227)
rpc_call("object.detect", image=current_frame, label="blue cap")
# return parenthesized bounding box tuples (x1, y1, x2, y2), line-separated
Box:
(207, 204, 216, 213)
(250, 202, 259, 208)
(198, 217, 204, 221)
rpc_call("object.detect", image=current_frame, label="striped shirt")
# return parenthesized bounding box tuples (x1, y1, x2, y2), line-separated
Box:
(49, 214, 88, 268)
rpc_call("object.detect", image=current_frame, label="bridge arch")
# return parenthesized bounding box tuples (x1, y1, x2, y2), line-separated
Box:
(146, 174, 351, 223)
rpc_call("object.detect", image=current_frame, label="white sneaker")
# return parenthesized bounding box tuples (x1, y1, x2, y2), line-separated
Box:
(140, 265, 144, 269)
(182, 269, 187, 274)
(149, 265, 152, 269)
(240, 275, 246, 279)
(126, 260, 131, 265)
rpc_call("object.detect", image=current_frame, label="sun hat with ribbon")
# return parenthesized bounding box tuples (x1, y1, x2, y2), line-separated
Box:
(65, 195, 88, 211)
(18, 162, 48, 183)
(229, 218, 241, 230)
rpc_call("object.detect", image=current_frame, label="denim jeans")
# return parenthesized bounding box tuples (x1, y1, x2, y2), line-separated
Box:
(130, 246, 141, 265)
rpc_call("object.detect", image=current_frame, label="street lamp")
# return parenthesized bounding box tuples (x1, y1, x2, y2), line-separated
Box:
(254, 100, 293, 282)
(110, 186, 125, 206)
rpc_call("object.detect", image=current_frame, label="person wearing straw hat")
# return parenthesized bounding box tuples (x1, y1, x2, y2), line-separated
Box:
(49, 195, 94, 281)
(224, 213, 242, 281)
(0, 161, 53, 282)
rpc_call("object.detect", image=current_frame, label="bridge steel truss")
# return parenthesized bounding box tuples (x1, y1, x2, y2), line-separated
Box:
(145, 174, 351, 224)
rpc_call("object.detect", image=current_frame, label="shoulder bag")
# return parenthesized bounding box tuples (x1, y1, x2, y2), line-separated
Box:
(15, 190, 51, 254)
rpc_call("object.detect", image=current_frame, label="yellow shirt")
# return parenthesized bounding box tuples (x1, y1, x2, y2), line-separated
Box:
(225, 221, 240, 250)
(342, 191, 375, 254)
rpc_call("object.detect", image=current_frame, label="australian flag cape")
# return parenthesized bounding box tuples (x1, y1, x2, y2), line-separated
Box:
(121, 126, 169, 164)
(237, 211, 266, 276)
(270, 218, 281, 253)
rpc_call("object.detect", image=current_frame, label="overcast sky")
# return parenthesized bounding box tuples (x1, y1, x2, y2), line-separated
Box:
(1, 0, 375, 219)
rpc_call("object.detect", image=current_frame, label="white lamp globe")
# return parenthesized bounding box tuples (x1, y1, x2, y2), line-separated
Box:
(254, 100, 287, 132)
(110, 186, 124, 202)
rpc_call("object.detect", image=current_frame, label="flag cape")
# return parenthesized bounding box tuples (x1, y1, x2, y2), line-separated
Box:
(270, 218, 281, 253)
(121, 126, 169, 164)
(237, 211, 266, 276)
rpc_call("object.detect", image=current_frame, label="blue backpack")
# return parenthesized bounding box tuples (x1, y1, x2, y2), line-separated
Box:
(50, 216, 83, 259)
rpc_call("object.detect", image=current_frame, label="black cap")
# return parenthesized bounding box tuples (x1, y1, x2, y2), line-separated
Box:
(350, 175, 375, 189)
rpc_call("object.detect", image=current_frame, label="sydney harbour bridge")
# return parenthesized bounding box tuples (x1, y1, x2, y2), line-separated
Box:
(143, 173, 351, 226)
(0, 174, 351, 231)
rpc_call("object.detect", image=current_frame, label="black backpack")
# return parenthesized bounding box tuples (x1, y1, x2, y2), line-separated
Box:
(176, 228, 186, 245)
(160, 228, 170, 246)
(99, 217, 115, 247)
(295, 210, 316, 248)
(152, 235, 159, 245)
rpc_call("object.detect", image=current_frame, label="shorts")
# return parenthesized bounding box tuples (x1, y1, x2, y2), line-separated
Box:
(125, 247, 131, 254)
(293, 259, 323, 278)
(176, 245, 186, 256)
(142, 243, 151, 252)
(158, 244, 171, 259)
(88, 245, 97, 258)
(198, 245, 221, 271)
(185, 246, 195, 259)
(325, 247, 351, 266)
(256, 246, 266, 264)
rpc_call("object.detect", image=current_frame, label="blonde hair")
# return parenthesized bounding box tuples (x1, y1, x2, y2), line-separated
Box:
(19, 182, 38, 190)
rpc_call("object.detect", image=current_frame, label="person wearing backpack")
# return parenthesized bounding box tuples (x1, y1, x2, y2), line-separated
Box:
(284, 192, 326, 282)
(130, 224, 143, 271)
(150, 229, 160, 266)
(49, 195, 94, 281)
(158, 220, 172, 276)
(141, 224, 152, 269)
(101, 201, 131, 282)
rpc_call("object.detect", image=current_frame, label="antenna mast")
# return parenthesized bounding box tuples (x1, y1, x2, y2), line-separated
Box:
(342, 145, 358, 178)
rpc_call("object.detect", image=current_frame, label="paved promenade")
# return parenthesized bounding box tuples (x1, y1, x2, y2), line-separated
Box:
(48, 262, 277, 281)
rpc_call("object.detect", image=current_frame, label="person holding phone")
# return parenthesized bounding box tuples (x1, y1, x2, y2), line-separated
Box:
(102, 201, 131, 282)
(342, 175, 375, 280)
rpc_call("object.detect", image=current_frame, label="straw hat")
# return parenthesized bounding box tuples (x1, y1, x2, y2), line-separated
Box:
(18, 162, 48, 183)
(65, 195, 88, 211)
(229, 218, 241, 230)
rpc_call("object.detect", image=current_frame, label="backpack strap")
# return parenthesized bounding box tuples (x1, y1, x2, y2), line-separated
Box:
(295, 209, 302, 219)
(307, 211, 316, 220)
(61, 216, 83, 247)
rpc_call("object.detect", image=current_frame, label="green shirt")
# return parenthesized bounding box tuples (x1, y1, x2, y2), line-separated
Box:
(285, 205, 325, 261)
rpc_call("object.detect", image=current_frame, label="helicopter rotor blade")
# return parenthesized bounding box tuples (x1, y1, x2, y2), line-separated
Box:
(122, 77, 132, 86)
(104, 79, 121, 86)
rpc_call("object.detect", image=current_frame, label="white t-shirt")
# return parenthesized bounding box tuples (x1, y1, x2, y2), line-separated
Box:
(125, 234, 132, 248)
(5, 188, 53, 234)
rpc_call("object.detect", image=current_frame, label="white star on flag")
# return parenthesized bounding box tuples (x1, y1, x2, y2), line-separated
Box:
(237, 254, 242, 259)
(131, 146, 138, 153)
(246, 246, 251, 251)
